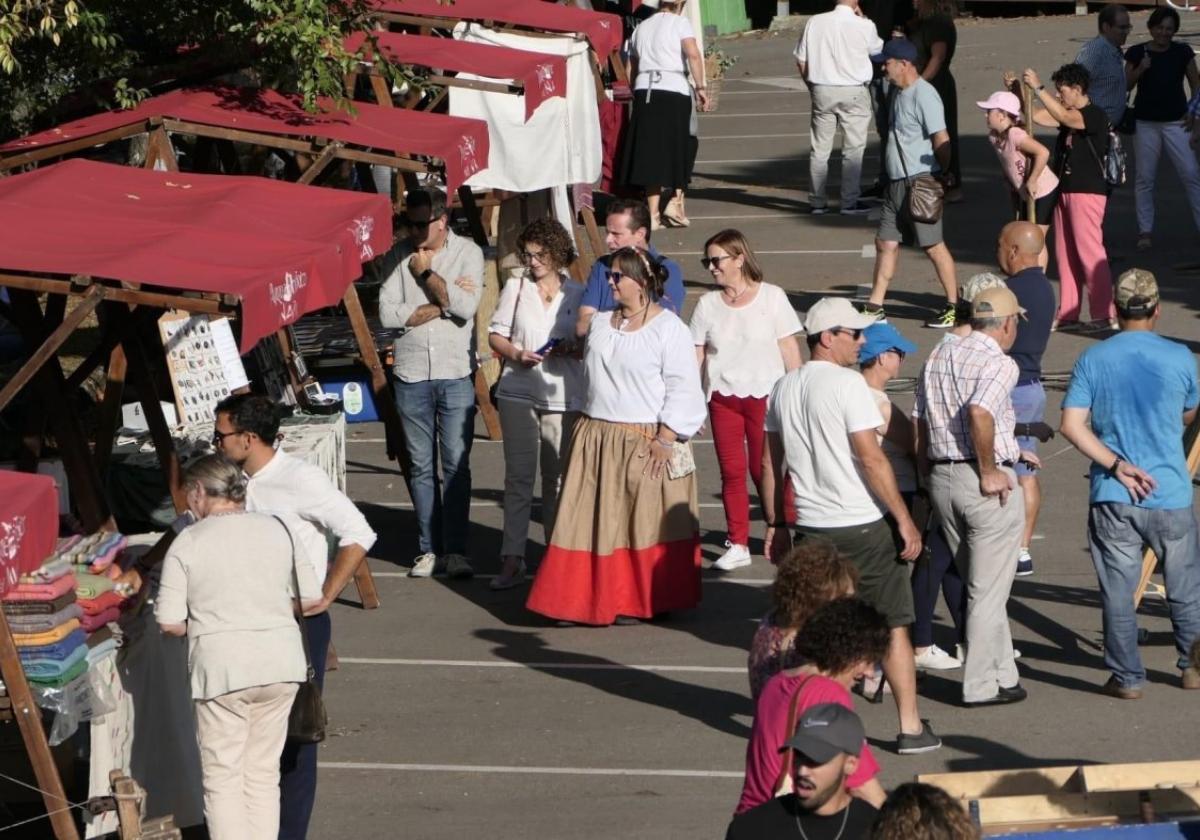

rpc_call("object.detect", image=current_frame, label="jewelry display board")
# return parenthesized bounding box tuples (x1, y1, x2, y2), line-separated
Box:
(156, 313, 248, 426)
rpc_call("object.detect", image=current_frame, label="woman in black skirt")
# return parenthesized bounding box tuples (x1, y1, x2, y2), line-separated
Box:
(622, 0, 710, 229)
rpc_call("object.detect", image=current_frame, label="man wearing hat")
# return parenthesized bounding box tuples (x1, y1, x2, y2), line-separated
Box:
(915, 286, 1035, 706)
(1061, 269, 1200, 699)
(764, 297, 940, 754)
(860, 322, 920, 508)
(725, 704, 880, 838)
(863, 38, 958, 330)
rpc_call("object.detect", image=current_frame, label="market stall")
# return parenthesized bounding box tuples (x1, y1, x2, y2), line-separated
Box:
(0, 159, 391, 606)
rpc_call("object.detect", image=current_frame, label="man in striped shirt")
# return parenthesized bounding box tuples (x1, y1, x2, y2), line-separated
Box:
(915, 287, 1039, 707)
(1075, 5, 1133, 127)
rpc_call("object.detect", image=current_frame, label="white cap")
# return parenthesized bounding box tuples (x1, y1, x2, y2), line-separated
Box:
(803, 297, 877, 335)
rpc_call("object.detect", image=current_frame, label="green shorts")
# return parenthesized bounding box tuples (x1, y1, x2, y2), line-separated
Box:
(794, 518, 914, 627)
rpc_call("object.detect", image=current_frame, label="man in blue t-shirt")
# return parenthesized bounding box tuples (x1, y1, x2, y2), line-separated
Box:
(998, 222, 1056, 578)
(573, 198, 686, 337)
(1061, 269, 1200, 699)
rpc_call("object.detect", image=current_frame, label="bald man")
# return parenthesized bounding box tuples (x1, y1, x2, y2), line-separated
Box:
(997, 222, 1056, 577)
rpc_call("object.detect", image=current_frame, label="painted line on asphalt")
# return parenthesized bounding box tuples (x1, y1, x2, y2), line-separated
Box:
(702, 133, 808, 139)
(364, 572, 774, 585)
(338, 658, 745, 674)
(347, 437, 716, 445)
(717, 89, 804, 96)
(699, 112, 809, 117)
(369, 500, 736, 509)
(697, 157, 804, 164)
(684, 213, 799, 220)
(661, 249, 863, 256)
(318, 761, 742, 779)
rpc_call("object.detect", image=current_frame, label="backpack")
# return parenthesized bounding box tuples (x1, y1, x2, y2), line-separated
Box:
(1085, 129, 1127, 188)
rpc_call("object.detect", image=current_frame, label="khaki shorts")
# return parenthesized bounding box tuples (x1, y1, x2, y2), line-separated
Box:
(795, 518, 914, 627)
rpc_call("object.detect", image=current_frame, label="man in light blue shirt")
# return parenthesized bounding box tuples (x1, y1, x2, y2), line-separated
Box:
(1061, 269, 1200, 699)
(1074, 4, 1132, 126)
(574, 198, 685, 337)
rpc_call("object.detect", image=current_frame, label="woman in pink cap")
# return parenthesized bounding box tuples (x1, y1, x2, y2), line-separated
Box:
(977, 89, 1059, 269)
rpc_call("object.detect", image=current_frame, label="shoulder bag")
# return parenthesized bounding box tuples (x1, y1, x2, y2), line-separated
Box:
(271, 515, 327, 744)
(771, 674, 816, 796)
(1084, 129, 1127, 187)
(890, 91, 945, 224)
(489, 275, 525, 402)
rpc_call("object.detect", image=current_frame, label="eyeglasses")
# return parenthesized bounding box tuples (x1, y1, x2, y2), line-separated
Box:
(606, 270, 627, 284)
(212, 429, 240, 446)
(831, 328, 864, 340)
(407, 217, 434, 229)
(520, 250, 548, 265)
(700, 255, 733, 270)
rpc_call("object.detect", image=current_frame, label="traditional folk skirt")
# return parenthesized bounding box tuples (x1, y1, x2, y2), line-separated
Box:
(526, 417, 701, 626)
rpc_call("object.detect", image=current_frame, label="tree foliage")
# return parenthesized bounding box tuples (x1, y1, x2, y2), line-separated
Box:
(0, 0, 441, 141)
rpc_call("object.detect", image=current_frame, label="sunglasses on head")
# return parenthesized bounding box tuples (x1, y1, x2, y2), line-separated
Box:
(700, 255, 734, 270)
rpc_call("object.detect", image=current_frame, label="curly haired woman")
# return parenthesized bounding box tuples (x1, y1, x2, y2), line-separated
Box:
(747, 539, 859, 701)
(870, 782, 980, 840)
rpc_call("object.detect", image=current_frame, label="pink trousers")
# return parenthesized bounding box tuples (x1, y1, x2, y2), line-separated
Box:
(1053, 192, 1114, 323)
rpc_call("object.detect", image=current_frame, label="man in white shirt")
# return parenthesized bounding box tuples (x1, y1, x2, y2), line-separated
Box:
(212, 393, 377, 840)
(378, 187, 485, 579)
(763, 297, 939, 755)
(794, 0, 884, 215)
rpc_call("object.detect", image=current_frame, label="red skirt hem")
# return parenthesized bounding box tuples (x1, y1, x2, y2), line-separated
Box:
(526, 538, 701, 626)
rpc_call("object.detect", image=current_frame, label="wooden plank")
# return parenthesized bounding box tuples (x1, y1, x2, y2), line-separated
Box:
(121, 315, 188, 513)
(93, 345, 128, 480)
(0, 285, 102, 413)
(474, 367, 503, 441)
(973, 787, 1200, 828)
(0, 273, 236, 315)
(1080, 760, 1200, 793)
(456, 186, 490, 248)
(147, 126, 180, 172)
(0, 122, 150, 171)
(0, 610, 80, 840)
(918, 765, 1084, 799)
(296, 142, 343, 185)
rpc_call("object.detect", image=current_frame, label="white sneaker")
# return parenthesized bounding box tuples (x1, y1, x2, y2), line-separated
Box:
(712, 541, 752, 571)
(444, 554, 475, 580)
(409, 552, 441, 578)
(915, 644, 962, 671)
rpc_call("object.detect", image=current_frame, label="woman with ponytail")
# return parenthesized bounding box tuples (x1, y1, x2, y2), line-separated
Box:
(527, 246, 707, 626)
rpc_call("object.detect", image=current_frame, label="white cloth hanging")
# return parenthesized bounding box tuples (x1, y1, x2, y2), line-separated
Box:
(451, 23, 601, 192)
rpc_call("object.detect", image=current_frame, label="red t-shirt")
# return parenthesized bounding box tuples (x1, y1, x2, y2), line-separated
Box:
(735, 672, 880, 815)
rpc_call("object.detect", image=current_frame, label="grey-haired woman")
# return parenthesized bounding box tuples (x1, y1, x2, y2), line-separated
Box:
(155, 454, 321, 840)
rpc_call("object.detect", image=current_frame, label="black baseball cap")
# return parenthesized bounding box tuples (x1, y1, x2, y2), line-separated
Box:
(780, 704, 866, 764)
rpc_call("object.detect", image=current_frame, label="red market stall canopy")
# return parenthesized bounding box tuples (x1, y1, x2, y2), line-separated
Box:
(346, 30, 567, 120)
(0, 472, 58, 597)
(0, 159, 392, 351)
(0, 85, 490, 193)
(371, 0, 623, 58)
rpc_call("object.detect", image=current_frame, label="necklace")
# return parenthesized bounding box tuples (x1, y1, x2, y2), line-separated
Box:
(616, 303, 650, 331)
(723, 283, 751, 304)
(207, 509, 245, 519)
(794, 801, 850, 840)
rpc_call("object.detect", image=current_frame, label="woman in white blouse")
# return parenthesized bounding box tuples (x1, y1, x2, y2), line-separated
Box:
(690, 229, 803, 571)
(526, 246, 707, 626)
(488, 219, 586, 590)
(155, 454, 321, 840)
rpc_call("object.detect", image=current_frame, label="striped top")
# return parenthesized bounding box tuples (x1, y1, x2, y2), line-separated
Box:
(1075, 36, 1127, 126)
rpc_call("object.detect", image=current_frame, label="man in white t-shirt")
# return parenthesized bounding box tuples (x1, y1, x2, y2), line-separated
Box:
(794, 0, 883, 215)
(763, 297, 940, 755)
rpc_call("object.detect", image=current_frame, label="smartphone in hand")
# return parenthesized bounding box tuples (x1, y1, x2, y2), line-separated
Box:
(536, 337, 563, 355)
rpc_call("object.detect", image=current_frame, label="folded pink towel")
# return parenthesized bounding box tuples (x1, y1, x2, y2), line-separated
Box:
(80, 607, 121, 633)
(3, 574, 77, 603)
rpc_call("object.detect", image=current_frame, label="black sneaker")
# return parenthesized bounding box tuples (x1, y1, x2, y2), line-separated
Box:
(810, 205, 829, 216)
(924, 303, 957, 330)
(840, 202, 872, 216)
(896, 720, 942, 754)
(1016, 548, 1033, 577)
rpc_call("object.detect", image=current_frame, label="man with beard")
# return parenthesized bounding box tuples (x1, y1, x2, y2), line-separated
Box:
(727, 704, 879, 838)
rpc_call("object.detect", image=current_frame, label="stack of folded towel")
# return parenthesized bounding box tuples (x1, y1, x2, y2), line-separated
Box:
(65, 531, 131, 636)
(4, 555, 87, 689)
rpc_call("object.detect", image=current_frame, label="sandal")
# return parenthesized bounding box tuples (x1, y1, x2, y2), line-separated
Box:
(662, 195, 689, 228)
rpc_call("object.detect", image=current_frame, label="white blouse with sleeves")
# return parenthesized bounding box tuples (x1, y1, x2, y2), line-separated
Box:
(583, 309, 707, 438)
(488, 271, 586, 412)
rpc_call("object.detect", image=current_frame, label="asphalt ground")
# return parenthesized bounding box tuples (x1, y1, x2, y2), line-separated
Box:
(311, 12, 1200, 839)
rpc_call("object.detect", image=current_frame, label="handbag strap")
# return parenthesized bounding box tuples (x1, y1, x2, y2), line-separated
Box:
(271, 514, 315, 678)
(887, 86, 914, 184)
(496, 275, 525, 366)
(772, 673, 816, 795)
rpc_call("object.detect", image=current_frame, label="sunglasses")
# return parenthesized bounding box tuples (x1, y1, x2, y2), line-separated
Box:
(831, 328, 864, 340)
(407, 217, 434, 229)
(212, 429, 240, 446)
(700, 255, 733, 270)
(606, 270, 628, 284)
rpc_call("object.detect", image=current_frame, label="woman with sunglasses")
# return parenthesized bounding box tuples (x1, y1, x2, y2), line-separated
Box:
(526, 246, 706, 626)
(689, 230, 802, 571)
(487, 219, 586, 590)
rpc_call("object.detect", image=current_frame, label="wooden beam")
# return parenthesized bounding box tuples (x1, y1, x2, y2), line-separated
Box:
(919, 766, 1083, 800)
(0, 611, 80, 840)
(0, 122, 150, 171)
(456, 186, 490, 249)
(334, 146, 430, 173)
(146, 126, 180, 172)
(0, 285, 102, 413)
(473, 367, 503, 441)
(93, 345, 128, 480)
(0, 274, 237, 315)
(297, 142, 343, 185)
(120, 317, 187, 513)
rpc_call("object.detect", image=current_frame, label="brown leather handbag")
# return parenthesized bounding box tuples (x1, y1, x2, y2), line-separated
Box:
(890, 93, 946, 224)
(272, 516, 328, 744)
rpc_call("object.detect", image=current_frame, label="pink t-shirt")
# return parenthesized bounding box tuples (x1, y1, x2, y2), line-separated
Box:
(990, 126, 1059, 199)
(736, 672, 880, 815)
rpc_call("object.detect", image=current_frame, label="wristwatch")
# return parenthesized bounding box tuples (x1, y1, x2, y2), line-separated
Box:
(416, 268, 433, 283)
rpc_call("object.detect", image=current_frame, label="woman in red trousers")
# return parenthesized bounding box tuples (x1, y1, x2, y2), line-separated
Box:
(689, 230, 803, 571)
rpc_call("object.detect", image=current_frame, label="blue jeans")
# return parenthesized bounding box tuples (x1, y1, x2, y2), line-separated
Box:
(394, 376, 476, 556)
(1088, 503, 1200, 688)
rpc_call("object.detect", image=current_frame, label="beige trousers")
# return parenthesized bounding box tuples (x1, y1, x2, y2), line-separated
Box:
(498, 398, 576, 556)
(194, 682, 298, 840)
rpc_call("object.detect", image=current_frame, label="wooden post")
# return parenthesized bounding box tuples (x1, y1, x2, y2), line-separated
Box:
(120, 318, 188, 513)
(0, 286, 102, 413)
(0, 610, 81, 840)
